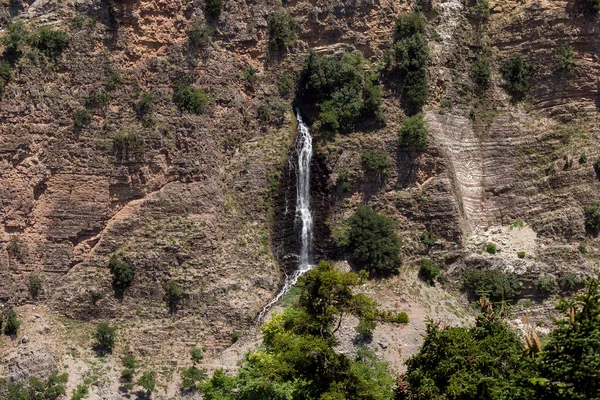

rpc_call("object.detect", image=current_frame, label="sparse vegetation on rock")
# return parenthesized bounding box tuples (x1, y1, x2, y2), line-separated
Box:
(187, 17, 212, 49)
(137, 371, 156, 396)
(470, 53, 491, 91)
(0, 60, 12, 94)
(73, 109, 92, 129)
(113, 132, 144, 161)
(267, 12, 298, 55)
(556, 45, 576, 74)
(29, 27, 69, 57)
(28, 274, 42, 299)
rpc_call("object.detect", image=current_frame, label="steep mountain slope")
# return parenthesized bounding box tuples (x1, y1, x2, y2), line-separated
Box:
(0, 0, 598, 398)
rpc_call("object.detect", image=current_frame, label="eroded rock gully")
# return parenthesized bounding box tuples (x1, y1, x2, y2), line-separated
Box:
(0, 0, 599, 396)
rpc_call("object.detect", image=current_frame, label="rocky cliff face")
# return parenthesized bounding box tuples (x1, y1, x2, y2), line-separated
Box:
(0, 0, 599, 397)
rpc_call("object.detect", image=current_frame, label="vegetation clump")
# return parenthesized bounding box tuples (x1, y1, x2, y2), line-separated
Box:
(28, 275, 43, 299)
(137, 372, 156, 396)
(556, 45, 576, 74)
(536, 275, 557, 296)
(136, 91, 153, 115)
(362, 149, 392, 175)
(469, 0, 490, 17)
(4, 308, 20, 335)
(73, 109, 92, 129)
(418, 258, 441, 285)
(29, 27, 69, 57)
(0, 60, 13, 94)
(387, 12, 430, 114)
(93, 322, 117, 353)
(267, 12, 298, 55)
(181, 347, 208, 391)
(164, 281, 184, 313)
(113, 132, 144, 161)
(485, 242, 497, 254)
(205, 0, 223, 19)
(296, 50, 382, 135)
(500, 55, 535, 101)
(84, 91, 110, 109)
(470, 53, 491, 92)
(346, 205, 402, 275)
(121, 353, 137, 386)
(1, 22, 30, 62)
(398, 113, 428, 149)
(109, 253, 135, 292)
(462, 268, 521, 301)
(187, 18, 212, 49)
(584, 200, 600, 234)
(173, 82, 210, 114)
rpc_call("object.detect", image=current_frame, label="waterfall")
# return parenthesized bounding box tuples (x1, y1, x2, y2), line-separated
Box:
(258, 109, 314, 320)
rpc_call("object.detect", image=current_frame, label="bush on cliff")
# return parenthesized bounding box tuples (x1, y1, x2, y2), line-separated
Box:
(109, 254, 135, 292)
(500, 55, 535, 101)
(398, 113, 428, 149)
(347, 205, 402, 275)
(296, 50, 382, 135)
(584, 201, 600, 234)
(470, 53, 491, 91)
(0, 60, 13, 94)
(362, 149, 392, 175)
(267, 12, 298, 55)
(173, 82, 210, 114)
(0, 22, 29, 62)
(29, 27, 69, 57)
(113, 132, 144, 161)
(462, 268, 520, 301)
(205, 0, 223, 19)
(4, 308, 20, 336)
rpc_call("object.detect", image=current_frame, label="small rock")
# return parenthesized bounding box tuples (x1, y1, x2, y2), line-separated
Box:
(21, 336, 29, 344)
(378, 341, 388, 349)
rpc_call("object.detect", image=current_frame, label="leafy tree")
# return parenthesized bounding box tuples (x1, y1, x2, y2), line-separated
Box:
(29, 372, 68, 400)
(4, 308, 20, 335)
(93, 322, 117, 353)
(347, 206, 402, 275)
(398, 113, 427, 149)
(164, 281, 184, 313)
(418, 258, 440, 286)
(396, 299, 523, 400)
(362, 150, 392, 175)
(470, 53, 491, 91)
(500, 55, 535, 102)
(199, 369, 236, 400)
(267, 12, 298, 54)
(555, 45, 576, 74)
(297, 50, 382, 134)
(462, 269, 520, 302)
(109, 253, 135, 291)
(0, 60, 13, 94)
(173, 82, 210, 114)
(0, 22, 30, 62)
(137, 372, 156, 395)
(584, 201, 600, 234)
(389, 12, 430, 114)
(205, 0, 223, 19)
(29, 27, 69, 57)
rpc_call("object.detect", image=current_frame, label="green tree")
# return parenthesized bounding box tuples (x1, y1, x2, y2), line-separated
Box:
(346, 206, 402, 275)
(137, 372, 156, 396)
(4, 308, 20, 335)
(28, 275, 43, 299)
(93, 322, 117, 353)
(418, 258, 440, 286)
(121, 353, 137, 384)
(267, 12, 298, 54)
(462, 269, 520, 302)
(164, 281, 183, 313)
(109, 254, 135, 292)
(555, 45, 576, 74)
(173, 82, 210, 114)
(396, 299, 523, 400)
(181, 347, 208, 391)
(0, 22, 29, 62)
(29, 27, 69, 57)
(29, 372, 68, 400)
(584, 201, 600, 234)
(362, 150, 392, 175)
(500, 55, 535, 102)
(470, 53, 491, 91)
(398, 113, 427, 149)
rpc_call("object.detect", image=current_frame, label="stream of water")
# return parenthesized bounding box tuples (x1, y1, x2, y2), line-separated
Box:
(258, 109, 314, 320)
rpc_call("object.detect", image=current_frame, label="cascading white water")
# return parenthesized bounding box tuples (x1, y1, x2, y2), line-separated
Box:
(258, 109, 314, 320)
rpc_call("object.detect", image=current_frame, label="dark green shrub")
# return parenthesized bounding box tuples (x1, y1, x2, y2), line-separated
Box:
(390, 12, 430, 114)
(361, 149, 391, 175)
(1, 22, 29, 61)
(73, 109, 92, 129)
(536, 276, 557, 296)
(164, 281, 183, 313)
(584, 201, 600, 233)
(29, 27, 69, 57)
(278, 73, 294, 97)
(470, 53, 491, 91)
(356, 318, 376, 338)
(485, 242, 497, 254)
(4, 308, 20, 335)
(395, 312, 409, 324)
(500, 55, 535, 101)
(173, 83, 210, 114)
(136, 91, 153, 115)
(395, 12, 426, 39)
(181, 366, 208, 391)
(556, 45, 576, 74)
(579, 153, 587, 164)
(205, 0, 223, 19)
(398, 113, 427, 149)
(105, 64, 122, 90)
(419, 258, 440, 285)
(462, 269, 521, 301)
(93, 322, 116, 353)
(29, 275, 43, 298)
(589, 0, 600, 12)
(231, 331, 240, 343)
(594, 157, 600, 177)
(137, 372, 156, 395)
(297, 50, 382, 134)
(190, 347, 204, 364)
(347, 205, 402, 275)
(469, 0, 490, 17)
(30, 371, 68, 399)
(71, 385, 88, 400)
(517, 251, 526, 259)
(84, 91, 110, 108)
(267, 12, 298, 54)
(121, 354, 136, 384)
(187, 18, 212, 49)
(6, 235, 23, 260)
(244, 66, 257, 87)
(0, 60, 13, 94)
(113, 132, 143, 161)
(420, 231, 437, 247)
(109, 254, 135, 291)
(257, 104, 270, 123)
